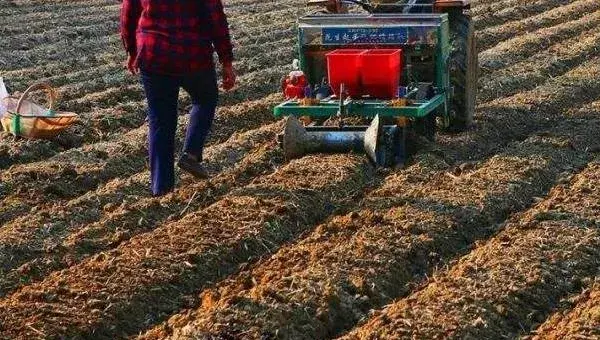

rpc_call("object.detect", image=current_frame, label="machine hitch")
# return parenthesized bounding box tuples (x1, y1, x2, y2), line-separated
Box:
(280, 115, 405, 167)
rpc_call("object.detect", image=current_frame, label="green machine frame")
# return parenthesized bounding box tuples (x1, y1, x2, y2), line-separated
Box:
(274, 13, 451, 121)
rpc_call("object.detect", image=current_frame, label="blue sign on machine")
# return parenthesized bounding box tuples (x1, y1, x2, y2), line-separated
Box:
(322, 27, 409, 45)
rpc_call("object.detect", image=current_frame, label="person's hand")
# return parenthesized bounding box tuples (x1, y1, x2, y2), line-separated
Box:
(126, 54, 139, 75)
(221, 64, 236, 91)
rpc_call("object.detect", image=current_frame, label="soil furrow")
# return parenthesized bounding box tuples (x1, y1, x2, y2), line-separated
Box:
(0, 34, 123, 72)
(53, 62, 288, 145)
(4, 17, 296, 89)
(0, 0, 113, 19)
(0, 60, 287, 170)
(566, 99, 600, 119)
(0, 136, 146, 226)
(6, 29, 294, 97)
(479, 9, 600, 75)
(529, 278, 600, 340)
(1, 51, 117, 90)
(141, 118, 600, 340)
(7, 26, 294, 112)
(0, 94, 280, 225)
(2, 13, 119, 47)
(2, 19, 118, 51)
(0, 0, 296, 37)
(1, 15, 117, 39)
(2, 3, 297, 49)
(0, 18, 297, 169)
(0, 135, 59, 170)
(473, 0, 572, 31)
(2, 0, 264, 16)
(62, 62, 288, 112)
(477, 0, 600, 51)
(0, 155, 373, 339)
(0, 4, 302, 72)
(478, 26, 600, 102)
(342, 159, 600, 339)
(471, 0, 528, 17)
(0, 122, 284, 297)
(442, 57, 600, 162)
(12, 61, 125, 95)
(57, 45, 294, 112)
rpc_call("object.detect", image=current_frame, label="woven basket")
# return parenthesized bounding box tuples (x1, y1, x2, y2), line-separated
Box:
(0, 83, 77, 139)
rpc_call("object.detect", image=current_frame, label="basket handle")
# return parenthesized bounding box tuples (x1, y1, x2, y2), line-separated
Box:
(15, 82, 57, 115)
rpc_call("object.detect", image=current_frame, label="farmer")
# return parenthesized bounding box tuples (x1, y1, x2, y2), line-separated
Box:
(120, 0, 235, 196)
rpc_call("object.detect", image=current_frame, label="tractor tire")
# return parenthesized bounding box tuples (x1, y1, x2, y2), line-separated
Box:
(446, 10, 478, 131)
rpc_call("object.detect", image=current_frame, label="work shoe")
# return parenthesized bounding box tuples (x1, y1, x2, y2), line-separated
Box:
(177, 153, 209, 179)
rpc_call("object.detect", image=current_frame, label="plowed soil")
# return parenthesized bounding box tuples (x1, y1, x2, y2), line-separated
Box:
(530, 277, 600, 339)
(1, 0, 599, 339)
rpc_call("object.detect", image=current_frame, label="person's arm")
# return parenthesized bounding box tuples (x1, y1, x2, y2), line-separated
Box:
(120, 0, 142, 58)
(208, 0, 234, 67)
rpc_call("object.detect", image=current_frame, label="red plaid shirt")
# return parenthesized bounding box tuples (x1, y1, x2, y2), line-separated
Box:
(120, 0, 233, 75)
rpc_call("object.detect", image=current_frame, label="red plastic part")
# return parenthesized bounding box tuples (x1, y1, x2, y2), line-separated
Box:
(326, 49, 365, 97)
(282, 71, 308, 99)
(360, 49, 402, 99)
(284, 84, 305, 99)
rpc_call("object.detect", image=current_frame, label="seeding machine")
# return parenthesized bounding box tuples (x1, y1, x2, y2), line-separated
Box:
(275, 0, 478, 166)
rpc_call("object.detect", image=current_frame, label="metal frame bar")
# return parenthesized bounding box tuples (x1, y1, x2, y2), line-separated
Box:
(274, 93, 445, 118)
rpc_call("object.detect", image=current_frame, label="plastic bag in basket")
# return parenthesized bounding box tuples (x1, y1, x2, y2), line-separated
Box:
(0, 77, 9, 119)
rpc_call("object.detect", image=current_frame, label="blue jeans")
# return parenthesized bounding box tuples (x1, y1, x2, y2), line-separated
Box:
(140, 68, 218, 195)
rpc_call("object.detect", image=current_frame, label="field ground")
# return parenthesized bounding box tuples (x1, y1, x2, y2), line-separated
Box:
(0, 0, 599, 339)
